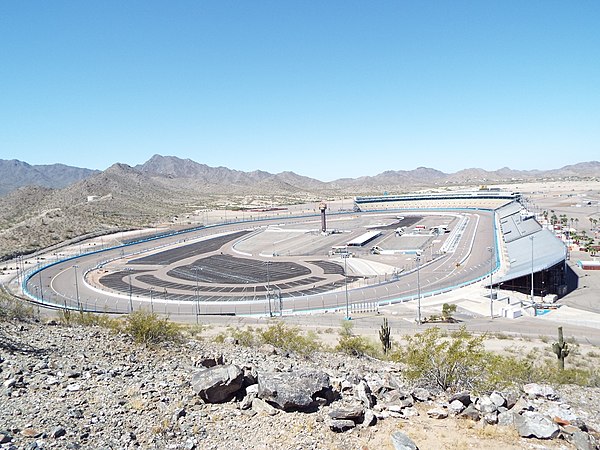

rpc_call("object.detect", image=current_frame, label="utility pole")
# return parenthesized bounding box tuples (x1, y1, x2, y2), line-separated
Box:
(488, 246, 494, 319)
(192, 266, 201, 324)
(127, 269, 133, 313)
(530, 235, 535, 314)
(38, 267, 44, 301)
(416, 253, 422, 324)
(263, 261, 272, 317)
(73, 265, 81, 311)
(343, 250, 350, 320)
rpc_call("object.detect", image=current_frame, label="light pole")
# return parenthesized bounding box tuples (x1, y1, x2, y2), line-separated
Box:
(192, 266, 201, 324)
(343, 250, 350, 320)
(487, 246, 494, 319)
(38, 266, 44, 301)
(73, 265, 81, 311)
(416, 253, 422, 324)
(149, 287, 154, 313)
(530, 235, 535, 303)
(126, 268, 133, 312)
(263, 261, 272, 316)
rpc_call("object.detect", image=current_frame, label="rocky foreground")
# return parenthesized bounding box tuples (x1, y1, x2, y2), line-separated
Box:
(1, 319, 599, 450)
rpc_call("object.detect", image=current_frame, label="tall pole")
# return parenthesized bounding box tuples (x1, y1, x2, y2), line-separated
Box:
(416, 254, 421, 324)
(38, 267, 44, 301)
(264, 261, 272, 317)
(344, 253, 349, 320)
(128, 269, 133, 313)
(73, 265, 81, 311)
(488, 246, 494, 319)
(193, 267, 200, 324)
(279, 289, 283, 317)
(530, 236, 535, 302)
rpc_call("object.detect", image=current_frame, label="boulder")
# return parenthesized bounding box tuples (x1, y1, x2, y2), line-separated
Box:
(511, 397, 534, 413)
(361, 409, 377, 428)
(483, 411, 498, 425)
(490, 391, 506, 408)
(257, 369, 332, 412)
(328, 405, 365, 422)
(355, 379, 375, 408)
(391, 431, 419, 450)
(191, 364, 244, 403)
(523, 383, 558, 400)
(239, 384, 258, 410)
(565, 430, 598, 450)
(328, 419, 356, 432)
(259, 344, 277, 355)
(477, 396, 498, 415)
(412, 388, 431, 402)
(51, 426, 66, 438)
(251, 397, 279, 416)
(198, 355, 224, 368)
(427, 407, 448, 419)
(449, 391, 472, 406)
(515, 411, 560, 439)
(449, 400, 465, 414)
(458, 404, 480, 421)
(497, 411, 515, 427)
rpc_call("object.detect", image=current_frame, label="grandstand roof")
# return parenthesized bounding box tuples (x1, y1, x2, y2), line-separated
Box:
(495, 227, 567, 284)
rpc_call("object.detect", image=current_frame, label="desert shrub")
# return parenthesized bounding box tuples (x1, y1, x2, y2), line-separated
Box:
(57, 309, 119, 329)
(228, 326, 260, 347)
(335, 320, 380, 357)
(122, 310, 181, 346)
(0, 291, 35, 321)
(391, 326, 489, 391)
(478, 353, 535, 392)
(534, 360, 593, 386)
(260, 321, 321, 356)
(58, 308, 73, 326)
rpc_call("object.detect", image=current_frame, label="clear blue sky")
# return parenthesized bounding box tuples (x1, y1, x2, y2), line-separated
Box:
(1, 1, 599, 181)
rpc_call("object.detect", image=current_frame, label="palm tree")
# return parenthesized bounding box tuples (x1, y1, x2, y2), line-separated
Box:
(575, 218, 579, 231)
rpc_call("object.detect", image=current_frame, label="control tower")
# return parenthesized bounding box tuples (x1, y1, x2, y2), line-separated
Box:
(319, 201, 327, 233)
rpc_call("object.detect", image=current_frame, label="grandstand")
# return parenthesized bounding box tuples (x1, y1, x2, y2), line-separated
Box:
(354, 189, 520, 211)
(492, 202, 568, 298)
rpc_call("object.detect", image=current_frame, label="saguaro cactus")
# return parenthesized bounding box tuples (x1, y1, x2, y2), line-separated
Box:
(552, 326, 570, 371)
(379, 317, 392, 354)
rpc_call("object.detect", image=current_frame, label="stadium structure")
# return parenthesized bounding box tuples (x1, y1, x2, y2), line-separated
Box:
(353, 188, 521, 211)
(354, 188, 567, 301)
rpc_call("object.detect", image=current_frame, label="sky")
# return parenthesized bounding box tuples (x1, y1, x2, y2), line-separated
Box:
(1, 1, 599, 181)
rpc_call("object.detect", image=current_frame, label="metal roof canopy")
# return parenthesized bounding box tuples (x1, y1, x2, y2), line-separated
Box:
(495, 228, 567, 284)
(347, 230, 382, 247)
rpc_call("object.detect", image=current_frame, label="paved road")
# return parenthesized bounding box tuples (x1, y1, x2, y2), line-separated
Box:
(25, 209, 496, 317)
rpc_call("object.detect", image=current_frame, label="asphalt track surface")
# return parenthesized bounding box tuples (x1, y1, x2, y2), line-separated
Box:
(25, 210, 496, 317)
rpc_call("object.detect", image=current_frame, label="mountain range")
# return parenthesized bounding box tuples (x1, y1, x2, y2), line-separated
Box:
(2, 155, 600, 198)
(0, 159, 99, 197)
(1, 154, 599, 260)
